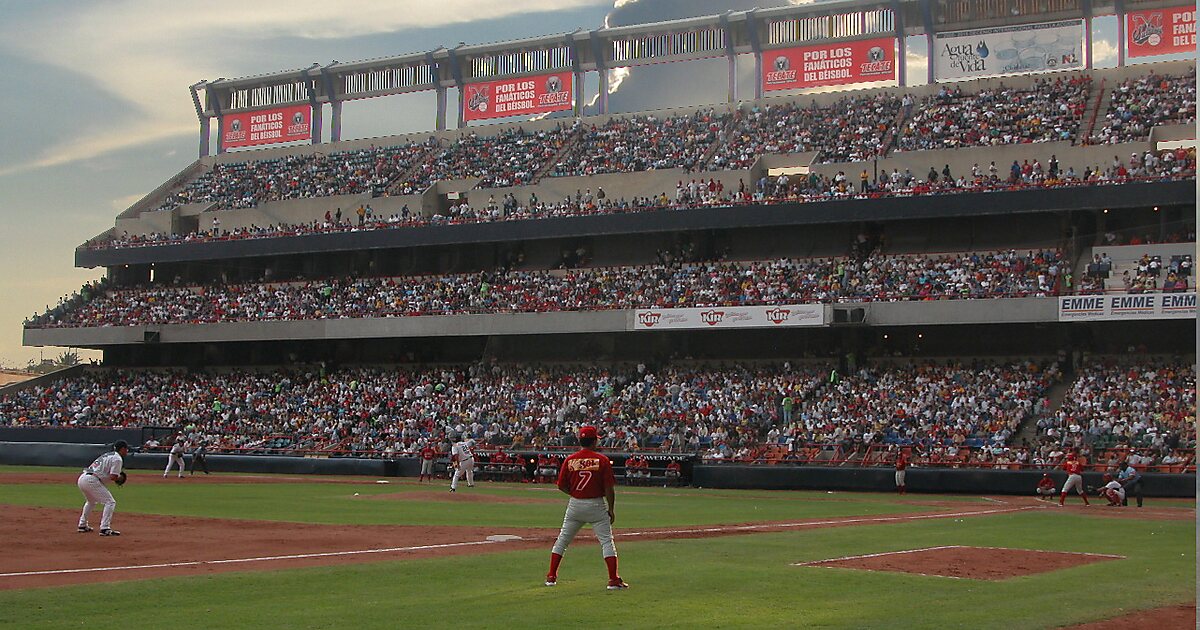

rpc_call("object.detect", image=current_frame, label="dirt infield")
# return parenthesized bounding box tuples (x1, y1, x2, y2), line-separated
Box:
(1064, 604, 1196, 629)
(1, 502, 1043, 590)
(797, 545, 1122, 580)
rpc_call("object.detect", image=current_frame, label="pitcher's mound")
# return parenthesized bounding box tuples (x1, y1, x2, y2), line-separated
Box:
(796, 546, 1123, 580)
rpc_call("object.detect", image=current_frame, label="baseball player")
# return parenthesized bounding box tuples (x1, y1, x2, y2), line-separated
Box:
(190, 441, 210, 475)
(1035, 473, 1057, 501)
(449, 438, 476, 492)
(545, 426, 628, 590)
(1058, 452, 1090, 506)
(77, 440, 128, 536)
(894, 450, 908, 495)
(163, 440, 186, 478)
(419, 442, 436, 482)
(1117, 460, 1144, 507)
(1100, 474, 1126, 506)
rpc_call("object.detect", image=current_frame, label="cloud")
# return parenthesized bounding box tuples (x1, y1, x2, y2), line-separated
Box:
(110, 193, 145, 212)
(0, 0, 610, 177)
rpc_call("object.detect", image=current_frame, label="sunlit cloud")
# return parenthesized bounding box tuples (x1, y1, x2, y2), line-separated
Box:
(0, 0, 610, 177)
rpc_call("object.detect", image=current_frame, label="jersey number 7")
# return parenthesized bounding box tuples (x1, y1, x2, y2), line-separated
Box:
(575, 470, 593, 492)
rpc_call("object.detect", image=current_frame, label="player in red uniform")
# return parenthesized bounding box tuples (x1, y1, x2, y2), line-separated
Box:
(1058, 452, 1090, 506)
(418, 443, 436, 482)
(1035, 473, 1056, 501)
(545, 426, 628, 590)
(894, 450, 908, 495)
(664, 459, 681, 486)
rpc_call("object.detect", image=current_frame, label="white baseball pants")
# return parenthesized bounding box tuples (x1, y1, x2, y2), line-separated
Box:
(1062, 473, 1084, 495)
(451, 459, 475, 489)
(164, 454, 185, 477)
(77, 473, 116, 530)
(552, 497, 616, 558)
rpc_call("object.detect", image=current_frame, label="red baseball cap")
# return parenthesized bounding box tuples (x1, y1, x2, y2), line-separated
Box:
(579, 426, 599, 439)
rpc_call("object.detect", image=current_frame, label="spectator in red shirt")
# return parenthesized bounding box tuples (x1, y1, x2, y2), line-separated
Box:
(545, 426, 627, 590)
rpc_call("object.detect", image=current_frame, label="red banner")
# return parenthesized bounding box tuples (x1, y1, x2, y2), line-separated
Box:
(462, 72, 573, 121)
(763, 37, 897, 92)
(221, 104, 312, 149)
(1127, 6, 1196, 58)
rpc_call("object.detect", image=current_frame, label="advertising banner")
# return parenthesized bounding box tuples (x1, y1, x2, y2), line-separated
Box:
(1058, 293, 1196, 322)
(221, 105, 312, 149)
(1127, 6, 1196, 58)
(763, 37, 897, 91)
(632, 305, 825, 330)
(462, 72, 573, 121)
(933, 20, 1083, 81)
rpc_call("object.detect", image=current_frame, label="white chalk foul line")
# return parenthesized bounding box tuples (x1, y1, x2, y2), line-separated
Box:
(793, 545, 1126, 567)
(0, 540, 500, 579)
(620, 505, 1037, 538)
(1, 505, 1036, 580)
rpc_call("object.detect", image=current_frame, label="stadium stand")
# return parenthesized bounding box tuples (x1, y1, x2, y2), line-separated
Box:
(10, 5, 1195, 489)
(27, 249, 1067, 328)
(895, 75, 1092, 151)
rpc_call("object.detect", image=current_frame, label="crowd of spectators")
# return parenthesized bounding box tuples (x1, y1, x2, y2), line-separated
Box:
(89, 147, 1195, 251)
(0, 360, 1048, 457)
(896, 75, 1092, 151)
(749, 360, 1057, 455)
(1036, 358, 1195, 454)
(415, 125, 573, 189)
(550, 110, 729, 176)
(709, 94, 902, 169)
(157, 142, 435, 212)
(27, 249, 1066, 328)
(1091, 69, 1197, 144)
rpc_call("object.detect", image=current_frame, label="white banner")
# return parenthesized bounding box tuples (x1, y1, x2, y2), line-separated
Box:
(934, 20, 1084, 81)
(1058, 293, 1196, 321)
(632, 305, 825, 330)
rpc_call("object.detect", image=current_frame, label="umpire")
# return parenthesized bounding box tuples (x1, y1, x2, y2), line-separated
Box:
(191, 442, 211, 475)
(1117, 460, 1143, 507)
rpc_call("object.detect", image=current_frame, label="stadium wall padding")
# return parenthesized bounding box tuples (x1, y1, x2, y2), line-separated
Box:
(691, 465, 1195, 497)
(0, 443, 406, 477)
(0, 427, 143, 445)
(4, 443, 1191, 496)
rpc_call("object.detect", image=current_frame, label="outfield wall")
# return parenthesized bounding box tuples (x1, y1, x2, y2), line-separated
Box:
(692, 465, 1196, 498)
(4, 443, 1192, 497)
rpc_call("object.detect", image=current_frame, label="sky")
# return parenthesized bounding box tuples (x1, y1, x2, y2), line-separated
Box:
(0, 0, 1165, 369)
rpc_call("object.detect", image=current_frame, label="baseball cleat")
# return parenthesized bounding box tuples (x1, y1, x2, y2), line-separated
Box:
(449, 488, 456, 493)
(99, 529, 121, 536)
(545, 576, 557, 586)
(607, 578, 629, 590)
(77, 525, 93, 533)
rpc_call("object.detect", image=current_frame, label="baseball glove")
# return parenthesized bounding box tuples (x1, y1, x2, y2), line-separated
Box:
(115, 472, 127, 486)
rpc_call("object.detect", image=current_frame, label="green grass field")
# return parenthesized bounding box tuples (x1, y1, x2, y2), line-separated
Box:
(0, 466, 1193, 629)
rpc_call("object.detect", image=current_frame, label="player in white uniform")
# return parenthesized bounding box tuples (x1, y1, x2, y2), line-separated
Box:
(449, 438, 476, 492)
(164, 440, 186, 478)
(77, 440, 128, 536)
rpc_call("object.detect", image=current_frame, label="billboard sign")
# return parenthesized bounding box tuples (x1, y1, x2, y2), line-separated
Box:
(462, 72, 574, 121)
(1127, 6, 1196, 58)
(763, 37, 897, 91)
(933, 20, 1083, 81)
(632, 305, 825, 330)
(1058, 293, 1196, 321)
(221, 105, 312, 149)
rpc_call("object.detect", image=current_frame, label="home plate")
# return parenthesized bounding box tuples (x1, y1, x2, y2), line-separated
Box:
(487, 535, 524, 542)
(375, 480, 390, 484)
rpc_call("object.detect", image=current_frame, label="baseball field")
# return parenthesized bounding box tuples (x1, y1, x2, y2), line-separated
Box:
(0, 465, 1193, 629)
